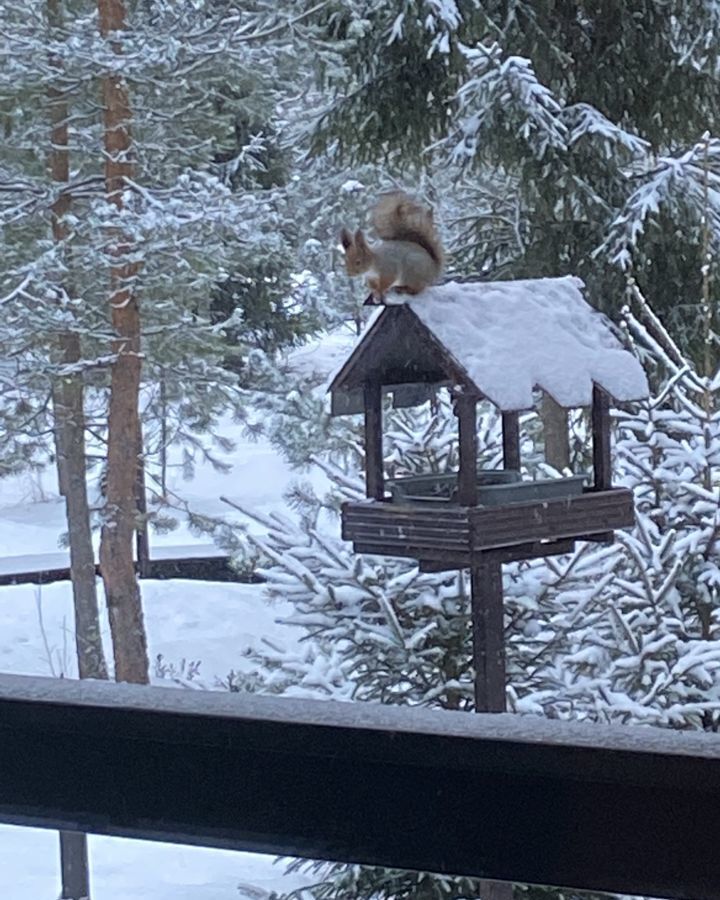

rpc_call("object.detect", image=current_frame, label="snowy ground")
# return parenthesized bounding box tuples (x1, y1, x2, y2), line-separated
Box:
(0, 576, 309, 899)
(0, 826, 298, 900)
(0, 421, 327, 572)
(0, 577, 297, 684)
(0, 330, 348, 572)
(0, 424, 320, 898)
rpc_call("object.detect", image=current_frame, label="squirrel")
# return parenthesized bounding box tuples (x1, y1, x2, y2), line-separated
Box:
(340, 190, 444, 304)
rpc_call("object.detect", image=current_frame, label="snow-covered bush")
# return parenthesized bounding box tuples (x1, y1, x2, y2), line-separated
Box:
(225, 288, 720, 897)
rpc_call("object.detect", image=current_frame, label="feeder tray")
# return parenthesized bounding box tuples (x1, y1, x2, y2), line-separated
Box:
(388, 470, 586, 507)
(388, 469, 520, 505)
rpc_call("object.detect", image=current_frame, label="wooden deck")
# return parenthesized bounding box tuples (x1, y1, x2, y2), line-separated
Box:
(342, 488, 634, 567)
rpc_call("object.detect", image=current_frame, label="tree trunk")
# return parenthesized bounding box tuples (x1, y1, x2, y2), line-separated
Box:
(135, 424, 150, 579)
(541, 393, 570, 472)
(98, 0, 149, 684)
(159, 370, 168, 497)
(48, 55, 108, 681)
(48, 0, 109, 893)
(52, 372, 109, 681)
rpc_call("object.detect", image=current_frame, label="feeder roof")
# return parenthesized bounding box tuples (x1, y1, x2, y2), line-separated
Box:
(329, 276, 649, 411)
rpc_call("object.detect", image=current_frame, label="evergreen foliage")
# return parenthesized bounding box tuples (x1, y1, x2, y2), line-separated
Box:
(302, 1, 720, 360)
(226, 286, 720, 896)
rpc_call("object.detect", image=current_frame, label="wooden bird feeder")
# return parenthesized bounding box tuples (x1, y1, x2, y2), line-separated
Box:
(329, 276, 649, 713)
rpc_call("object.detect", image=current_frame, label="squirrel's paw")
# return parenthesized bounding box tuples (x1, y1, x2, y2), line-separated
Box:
(363, 292, 385, 306)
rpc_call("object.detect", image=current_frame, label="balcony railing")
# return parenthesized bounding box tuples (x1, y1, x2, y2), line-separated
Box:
(0, 673, 719, 900)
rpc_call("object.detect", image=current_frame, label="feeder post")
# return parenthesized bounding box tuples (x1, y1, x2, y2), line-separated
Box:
(364, 380, 384, 500)
(469, 392, 510, 898)
(501, 411, 521, 471)
(470, 561, 506, 714)
(471, 558, 511, 900)
(456, 392, 478, 506)
(592, 385, 612, 490)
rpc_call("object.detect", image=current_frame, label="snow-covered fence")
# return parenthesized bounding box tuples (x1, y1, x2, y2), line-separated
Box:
(0, 673, 718, 900)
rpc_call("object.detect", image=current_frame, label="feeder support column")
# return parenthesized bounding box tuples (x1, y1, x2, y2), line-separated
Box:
(591, 385, 612, 490)
(364, 381, 384, 500)
(456, 393, 478, 506)
(502, 411, 521, 471)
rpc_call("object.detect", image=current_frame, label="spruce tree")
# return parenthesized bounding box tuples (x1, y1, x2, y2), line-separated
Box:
(224, 260, 720, 897)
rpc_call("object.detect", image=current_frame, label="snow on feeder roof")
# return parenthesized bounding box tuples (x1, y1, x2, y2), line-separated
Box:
(329, 276, 648, 413)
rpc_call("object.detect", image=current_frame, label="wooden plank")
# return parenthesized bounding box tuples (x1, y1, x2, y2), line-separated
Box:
(456, 394, 478, 506)
(353, 543, 471, 564)
(2, 673, 720, 899)
(471, 561, 506, 713)
(418, 559, 471, 573)
(343, 499, 468, 517)
(345, 531, 470, 552)
(478, 539, 576, 565)
(344, 534, 470, 551)
(342, 517, 471, 537)
(471, 489, 634, 550)
(502, 411, 521, 471)
(343, 512, 469, 529)
(342, 506, 470, 525)
(341, 503, 471, 544)
(364, 381, 384, 500)
(342, 517, 470, 541)
(418, 538, 575, 571)
(0, 555, 246, 588)
(592, 385, 612, 490)
(343, 493, 632, 555)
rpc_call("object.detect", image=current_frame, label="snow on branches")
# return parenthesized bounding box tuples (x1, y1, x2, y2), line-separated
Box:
(601, 135, 720, 270)
(232, 305, 720, 733)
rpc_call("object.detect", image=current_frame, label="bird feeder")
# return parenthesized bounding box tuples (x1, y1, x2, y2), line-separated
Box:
(328, 276, 649, 712)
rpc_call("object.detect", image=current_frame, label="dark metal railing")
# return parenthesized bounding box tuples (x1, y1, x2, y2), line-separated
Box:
(0, 673, 719, 900)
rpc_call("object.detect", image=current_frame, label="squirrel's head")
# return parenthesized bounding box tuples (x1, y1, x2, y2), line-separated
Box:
(340, 227, 372, 276)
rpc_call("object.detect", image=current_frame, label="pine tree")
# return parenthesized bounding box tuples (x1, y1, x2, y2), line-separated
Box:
(228, 308, 720, 896)
(303, 1, 720, 337)
(222, 263, 720, 897)
(295, 2, 720, 467)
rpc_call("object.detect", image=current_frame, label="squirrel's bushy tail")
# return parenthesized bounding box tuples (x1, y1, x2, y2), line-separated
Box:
(371, 190, 444, 270)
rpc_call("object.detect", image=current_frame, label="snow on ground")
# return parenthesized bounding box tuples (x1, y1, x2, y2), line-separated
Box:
(0, 420, 327, 572)
(0, 423, 316, 897)
(0, 578, 298, 684)
(0, 825, 298, 900)
(0, 577, 307, 898)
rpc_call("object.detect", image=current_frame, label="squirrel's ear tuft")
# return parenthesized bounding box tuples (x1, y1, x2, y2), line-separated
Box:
(354, 228, 368, 249)
(339, 227, 353, 250)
